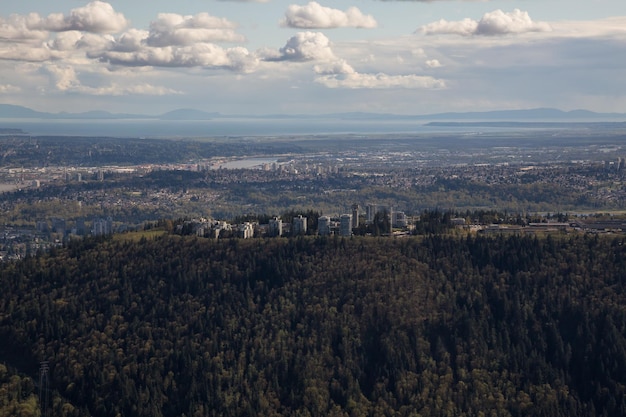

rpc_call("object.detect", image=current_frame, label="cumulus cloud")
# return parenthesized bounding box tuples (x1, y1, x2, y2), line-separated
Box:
(109, 29, 149, 52)
(314, 59, 446, 89)
(264, 31, 336, 61)
(281, 2, 377, 29)
(0, 14, 50, 42)
(313, 59, 355, 75)
(38, 1, 128, 34)
(147, 13, 245, 46)
(0, 44, 55, 62)
(426, 59, 442, 68)
(476, 9, 551, 35)
(0, 2, 126, 53)
(81, 11, 254, 72)
(420, 9, 551, 36)
(94, 44, 259, 72)
(47, 31, 83, 51)
(420, 18, 478, 36)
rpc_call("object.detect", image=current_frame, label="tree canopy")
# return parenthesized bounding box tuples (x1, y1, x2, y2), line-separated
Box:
(1, 233, 626, 416)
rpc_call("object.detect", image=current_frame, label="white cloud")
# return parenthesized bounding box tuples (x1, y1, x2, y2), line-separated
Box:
(0, 84, 20, 94)
(0, 14, 49, 42)
(94, 44, 259, 72)
(420, 18, 478, 37)
(281, 2, 377, 29)
(84, 12, 255, 73)
(47, 31, 83, 51)
(476, 9, 551, 35)
(420, 9, 551, 36)
(111, 29, 149, 52)
(0, 2, 126, 64)
(426, 59, 442, 68)
(314, 59, 446, 89)
(313, 59, 355, 75)
(147, 13, 245, 47)
(38, 1, 128, 34)
(264, 31, 336, 61)
(0, 44, 55, 62)
(87, 83, 180, 96)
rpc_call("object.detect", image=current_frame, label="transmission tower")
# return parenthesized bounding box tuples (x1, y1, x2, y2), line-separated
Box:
(39, 361, 50, 417)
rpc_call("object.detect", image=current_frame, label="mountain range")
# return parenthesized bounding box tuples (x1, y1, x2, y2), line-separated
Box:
(0, 104, 624, 122)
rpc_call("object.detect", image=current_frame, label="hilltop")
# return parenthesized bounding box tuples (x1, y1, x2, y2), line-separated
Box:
(1, 233, 626, 416)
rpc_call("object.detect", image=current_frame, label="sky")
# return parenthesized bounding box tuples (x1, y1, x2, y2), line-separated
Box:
(0, 0, 625, 116)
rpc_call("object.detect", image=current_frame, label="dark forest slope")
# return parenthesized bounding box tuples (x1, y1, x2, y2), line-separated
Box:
(2, 234, 626, 416)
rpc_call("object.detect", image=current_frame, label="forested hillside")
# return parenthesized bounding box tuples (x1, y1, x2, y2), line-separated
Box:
(2, 233, 626, 416)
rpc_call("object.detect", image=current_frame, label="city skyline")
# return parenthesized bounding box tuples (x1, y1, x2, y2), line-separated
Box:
(0, 1, 625, 116)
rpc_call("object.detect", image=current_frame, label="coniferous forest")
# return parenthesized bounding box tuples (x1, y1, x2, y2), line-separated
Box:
(2, 233, 626, 416)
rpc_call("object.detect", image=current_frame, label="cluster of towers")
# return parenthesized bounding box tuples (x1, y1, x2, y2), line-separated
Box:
(317, 204, 407, 237)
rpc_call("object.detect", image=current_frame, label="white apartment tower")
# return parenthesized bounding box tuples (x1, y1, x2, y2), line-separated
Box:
(293, 215, 307, 235)
(340, 214, 353, 236)
(239, 222, 254, 239)
(268, 217, 283, 237)
(92, 217, 113, 236)
(318, 216, 331, 235)
(366, 204, 377, 224)
(351, 204, 359, 229)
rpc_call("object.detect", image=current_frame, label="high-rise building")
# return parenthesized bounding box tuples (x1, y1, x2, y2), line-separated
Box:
(268, 217, 283, 237)
(318, 216, 331, 235)
(366, 204, 377, 224)
(238, 222, 254, 239)
(92, 217, 113, 236)
(340, 214, 353, 236)
(393, 211, 408, 228)
(293, 215, 307, 235)
(351, 204, 359, 229)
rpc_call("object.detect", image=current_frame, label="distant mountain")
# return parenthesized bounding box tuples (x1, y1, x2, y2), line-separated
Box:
(59, 110, 146, 120)
(0, 103, 624, 121)
(0, 104, 50, 118)
(0, 104, 146, 120)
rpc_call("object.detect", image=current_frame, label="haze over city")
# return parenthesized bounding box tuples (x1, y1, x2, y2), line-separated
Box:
(0, 0, 625, 116)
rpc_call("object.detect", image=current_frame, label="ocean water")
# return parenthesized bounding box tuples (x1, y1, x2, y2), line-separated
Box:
(0, 118, 461, 138)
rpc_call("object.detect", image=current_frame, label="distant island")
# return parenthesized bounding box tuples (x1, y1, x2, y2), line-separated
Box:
(425, 121, 626, 129)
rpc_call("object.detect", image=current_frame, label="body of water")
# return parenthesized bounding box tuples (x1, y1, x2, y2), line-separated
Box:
(216, 158, 278, 169)
(0, 117, 471, 138)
